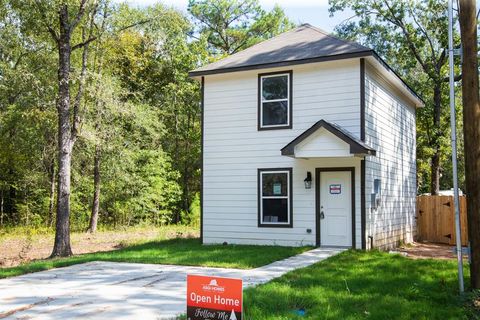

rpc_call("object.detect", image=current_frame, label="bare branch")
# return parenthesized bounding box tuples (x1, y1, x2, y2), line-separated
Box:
(438, 48, 448, 70)
(407, 3, 437, 67)
(70, 0, 89, 31)
(71, 18, 153, 51)
(443, 73, 462, 82)
(71, 2, 96, 139)
(337, 12, 369, 27)
(381, 0, 433, 78)
(71, 34, 89, 140)
(72, 36, 98, 51)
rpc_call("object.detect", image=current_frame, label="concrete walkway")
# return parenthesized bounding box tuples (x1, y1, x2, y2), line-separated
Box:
(0, 247, 343, 319)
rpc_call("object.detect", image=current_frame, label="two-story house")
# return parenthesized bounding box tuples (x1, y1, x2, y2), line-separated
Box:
(189, 24, 423, 250)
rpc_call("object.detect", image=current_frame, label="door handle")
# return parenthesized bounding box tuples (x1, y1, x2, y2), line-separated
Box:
(320, 211, 325, 219)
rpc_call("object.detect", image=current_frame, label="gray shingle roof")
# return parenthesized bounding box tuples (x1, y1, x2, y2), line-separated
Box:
(189, 24, 373, 76)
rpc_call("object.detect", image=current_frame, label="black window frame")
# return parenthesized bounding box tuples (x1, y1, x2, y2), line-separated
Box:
(257, 168, 293, 228)
(258, 70, 293, 130)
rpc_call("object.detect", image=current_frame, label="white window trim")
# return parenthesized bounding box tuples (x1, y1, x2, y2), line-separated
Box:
(260, 73, 291, 129)
(259, 169, 291, 225)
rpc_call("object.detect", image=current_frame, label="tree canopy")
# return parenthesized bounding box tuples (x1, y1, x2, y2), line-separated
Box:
(188, 0, 295, 55)
(0, 0, 295, 249)
(329, 0, 462, 194)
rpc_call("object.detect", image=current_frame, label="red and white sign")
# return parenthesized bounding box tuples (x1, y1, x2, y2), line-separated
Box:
(187, 274, 242, 320)
(329, 184, 342, 194)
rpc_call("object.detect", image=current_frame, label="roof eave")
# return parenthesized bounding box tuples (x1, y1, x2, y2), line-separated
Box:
(189, 49, 424, 108)
(368, 52, 425, 108)
(188, 50, 374, 78)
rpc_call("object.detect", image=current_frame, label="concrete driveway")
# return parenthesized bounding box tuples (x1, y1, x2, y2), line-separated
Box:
(0, 247, 343, 319)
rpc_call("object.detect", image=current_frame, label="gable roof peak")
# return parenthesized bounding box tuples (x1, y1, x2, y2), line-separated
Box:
(189, 23, 373, 77)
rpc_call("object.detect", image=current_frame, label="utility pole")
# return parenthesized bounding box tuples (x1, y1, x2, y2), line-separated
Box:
(448, 0, 464, 293)
(459, 0, 480, 289)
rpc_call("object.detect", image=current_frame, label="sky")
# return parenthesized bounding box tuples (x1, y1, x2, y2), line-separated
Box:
(115, 0, 354, 32)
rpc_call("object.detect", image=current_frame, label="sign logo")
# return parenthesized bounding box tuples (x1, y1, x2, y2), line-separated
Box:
(329, 184, 342, 194)
(187, 274, 242, 320)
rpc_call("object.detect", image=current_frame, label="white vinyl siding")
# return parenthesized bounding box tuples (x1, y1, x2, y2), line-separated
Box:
(203, 59, 362, 247)
(294, 128, 352, 158)
(364, 63, 417, 250)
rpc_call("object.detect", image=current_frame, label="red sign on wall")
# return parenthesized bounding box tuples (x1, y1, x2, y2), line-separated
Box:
(187, 274, 242, 320)
(329, 184, 342, 194)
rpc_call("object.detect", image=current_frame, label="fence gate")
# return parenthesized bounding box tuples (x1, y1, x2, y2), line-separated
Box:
(416, 195, 468, 246)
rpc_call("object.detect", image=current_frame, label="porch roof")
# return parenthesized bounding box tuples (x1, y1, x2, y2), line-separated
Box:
(281, 120, 376, 158)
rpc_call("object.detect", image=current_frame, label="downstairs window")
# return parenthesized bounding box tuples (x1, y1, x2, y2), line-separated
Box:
(258, 168, 293, 227)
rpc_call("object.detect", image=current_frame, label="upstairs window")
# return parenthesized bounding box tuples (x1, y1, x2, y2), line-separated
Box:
(258, 168, 293, 227)
(258, 71, 292, 130)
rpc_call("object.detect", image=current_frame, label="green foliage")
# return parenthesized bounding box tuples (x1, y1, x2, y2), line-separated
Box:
(102, 4, 208, 219)
(181, 193, 200, 227)
(188, 0, 295, 55)
(0, 0, 57, 225)
(0, 1, 188, 229)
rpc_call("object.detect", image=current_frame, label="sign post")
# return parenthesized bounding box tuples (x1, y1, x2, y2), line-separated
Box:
(447, 0, 464, 293)
(187, 274, 242, 320)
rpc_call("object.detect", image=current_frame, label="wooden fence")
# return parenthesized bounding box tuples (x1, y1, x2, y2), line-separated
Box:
(416, 195, 469, 246)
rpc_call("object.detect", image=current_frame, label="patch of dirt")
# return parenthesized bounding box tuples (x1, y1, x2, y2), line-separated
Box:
(399, 241, 466, 260)
(0, 227, 198, 268)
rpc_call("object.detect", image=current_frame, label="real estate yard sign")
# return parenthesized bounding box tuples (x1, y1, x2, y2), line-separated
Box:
(187, 274, 242, 320)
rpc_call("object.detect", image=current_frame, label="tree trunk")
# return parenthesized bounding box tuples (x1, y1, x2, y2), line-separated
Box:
(6, 167, 16, 223)
(88, 145, 101, 233)
(8, 183, 16, 223)
(0, 188, 4, 226)
(182, 111, 192, 216)
(459, 0, 480, 289)
(51, 22, 73, 258)
(430, 84, 442, 195)
(173, 106, 181, 224)
(48, 159, 55, 227)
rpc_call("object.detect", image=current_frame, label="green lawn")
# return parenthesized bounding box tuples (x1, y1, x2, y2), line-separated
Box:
(243, 250, 475, 320)
(0, 238, 311, 279)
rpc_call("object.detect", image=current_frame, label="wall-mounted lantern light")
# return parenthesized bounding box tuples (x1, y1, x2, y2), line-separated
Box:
(304, 172, 312, 189)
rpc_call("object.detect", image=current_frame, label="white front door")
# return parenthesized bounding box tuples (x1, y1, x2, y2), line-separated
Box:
(319, 170, 352, 247)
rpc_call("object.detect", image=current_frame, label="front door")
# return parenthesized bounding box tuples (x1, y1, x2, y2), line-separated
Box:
(317, 169, 353, 247)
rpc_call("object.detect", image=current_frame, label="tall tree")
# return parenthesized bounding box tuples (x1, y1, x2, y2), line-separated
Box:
(458, 0, 480, 289)
(31, 0, 100, 256)
(329, 0, 455, 195)
(188, 0, 295, 55)
(86, 52, 104, 233)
